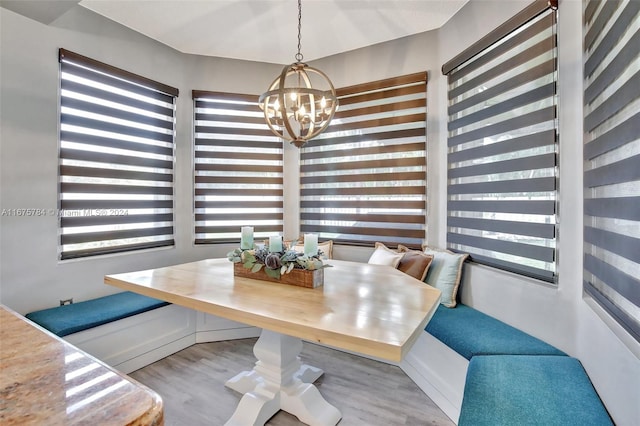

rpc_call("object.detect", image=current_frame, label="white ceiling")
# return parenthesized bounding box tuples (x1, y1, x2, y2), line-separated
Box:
(79, 0, 468, 64)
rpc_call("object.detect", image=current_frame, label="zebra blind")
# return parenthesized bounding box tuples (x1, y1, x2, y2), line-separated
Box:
(193, 91, 284, 244)
(583, 0, 640, 341)
(59, 49, 178, 260)
(444, 2, 558, 282)
(300, 72, 427, 247)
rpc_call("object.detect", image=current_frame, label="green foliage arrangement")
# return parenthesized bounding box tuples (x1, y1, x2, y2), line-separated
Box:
(227, 246, 328, 279)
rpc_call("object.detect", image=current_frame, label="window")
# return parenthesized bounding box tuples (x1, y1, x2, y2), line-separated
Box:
(443, 0, 558, 282)
(58, 49, 178, 260)
(583, 0, 640, 341)
(300, 72, 427, 247)
(193, 91, 283, 244)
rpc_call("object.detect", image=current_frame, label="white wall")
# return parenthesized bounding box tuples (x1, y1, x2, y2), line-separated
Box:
(0, 5, 282, 313)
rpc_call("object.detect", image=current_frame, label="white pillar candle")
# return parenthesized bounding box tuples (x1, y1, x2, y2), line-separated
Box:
(269, 235, 283, 252)
(304, 234, 318, 257)
(240, 226, 254, 250)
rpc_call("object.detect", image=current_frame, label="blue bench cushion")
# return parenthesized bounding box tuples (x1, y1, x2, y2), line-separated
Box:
(25, 291, 170, 337)
(459, 355, 613, 426)
(425, 304, 565, 360)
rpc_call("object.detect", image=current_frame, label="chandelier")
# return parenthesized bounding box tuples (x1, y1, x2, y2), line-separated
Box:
(258, 0, 338, 148)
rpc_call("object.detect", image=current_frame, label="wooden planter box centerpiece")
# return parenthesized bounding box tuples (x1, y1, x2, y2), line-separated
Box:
(233, 262, 324, 288)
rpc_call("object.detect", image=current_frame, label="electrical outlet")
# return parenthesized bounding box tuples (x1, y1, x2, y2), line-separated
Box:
(60, 298, 73, 306)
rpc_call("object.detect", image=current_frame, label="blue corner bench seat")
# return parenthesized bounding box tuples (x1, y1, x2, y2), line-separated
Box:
(424, 304, 612, 425)
(459, 355, 613, 425)
(426, 304, 566, 360)
(25, 291, 170, 337)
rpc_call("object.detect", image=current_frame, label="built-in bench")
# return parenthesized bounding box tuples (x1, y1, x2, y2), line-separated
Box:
(24, 291, 259, 374)
(24, 292, 196, 373)
(404, 303, 613, 425)
(26, 291, 170, 337)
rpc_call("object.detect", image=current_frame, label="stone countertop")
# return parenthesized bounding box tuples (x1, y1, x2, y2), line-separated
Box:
(0, 305, 163, 425)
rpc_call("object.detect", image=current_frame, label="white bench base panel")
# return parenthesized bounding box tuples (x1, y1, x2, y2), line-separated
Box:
(64, 305, 260, 374)
(400, 331, 468, 424)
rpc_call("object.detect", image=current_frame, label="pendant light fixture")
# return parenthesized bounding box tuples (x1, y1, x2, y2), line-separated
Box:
(258, 0, 338, 148)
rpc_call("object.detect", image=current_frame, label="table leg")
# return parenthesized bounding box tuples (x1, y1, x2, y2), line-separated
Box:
(224, 330, 342, 426)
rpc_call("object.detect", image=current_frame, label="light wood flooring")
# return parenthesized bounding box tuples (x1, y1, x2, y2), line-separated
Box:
(129, 338, 454, 426)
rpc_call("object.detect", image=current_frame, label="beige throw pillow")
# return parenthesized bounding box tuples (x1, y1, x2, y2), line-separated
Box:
(367, 242, 403, 268)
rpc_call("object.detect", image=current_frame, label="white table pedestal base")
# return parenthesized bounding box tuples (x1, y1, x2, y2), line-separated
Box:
(224, 330, 342, 426)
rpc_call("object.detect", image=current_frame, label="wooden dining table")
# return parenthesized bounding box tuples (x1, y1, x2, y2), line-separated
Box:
(105, 258, 441, 426)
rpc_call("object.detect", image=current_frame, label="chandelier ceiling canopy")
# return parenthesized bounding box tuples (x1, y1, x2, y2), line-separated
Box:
(258, 0, 338, 148)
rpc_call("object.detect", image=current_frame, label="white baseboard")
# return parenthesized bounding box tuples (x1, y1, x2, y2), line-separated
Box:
(400, 331, 468, 424)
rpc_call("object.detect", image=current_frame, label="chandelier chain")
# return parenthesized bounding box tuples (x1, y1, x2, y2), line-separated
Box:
(295, 0, 303, 62)
(258, 0, 337, 147)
